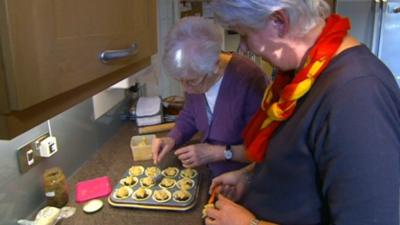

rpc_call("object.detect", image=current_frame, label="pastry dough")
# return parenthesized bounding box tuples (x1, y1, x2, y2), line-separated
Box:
(152, 189, 172, 202)
(202, 203, 214, 218)
(176, 178, 194, 190)
(129, 166, 144, 177)
(132, 187, 152, 200)
(173, 190, 192, 202)
(120, 176, 138, 187)
(145, 166, 161, 177)
(114, 186, 132, 199)
(162, 167, 179, 177)
(159, 177, 176, 189)
(180, 168, 197, 178)
(137, 137, 147, 146)
(140, 176, 155, 188)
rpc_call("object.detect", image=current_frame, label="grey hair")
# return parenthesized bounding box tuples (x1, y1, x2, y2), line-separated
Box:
(163, 16, 223, 80)
(211, 0, 331, 36)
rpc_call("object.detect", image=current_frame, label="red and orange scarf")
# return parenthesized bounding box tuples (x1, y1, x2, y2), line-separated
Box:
(243, 14, 351, 162)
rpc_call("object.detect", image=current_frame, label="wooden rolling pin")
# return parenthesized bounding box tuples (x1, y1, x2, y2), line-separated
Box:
(138, 122, 175, 134)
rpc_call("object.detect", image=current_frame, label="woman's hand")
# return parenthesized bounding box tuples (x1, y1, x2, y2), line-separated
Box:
(209, 169, 249, 202)
(151, 137, 175, 164)
(205, 195, 255, 225)
(174, 143, 222, 168)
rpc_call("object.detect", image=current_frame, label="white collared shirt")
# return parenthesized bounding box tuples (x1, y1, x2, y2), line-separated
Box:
(204, 76, 224, 123)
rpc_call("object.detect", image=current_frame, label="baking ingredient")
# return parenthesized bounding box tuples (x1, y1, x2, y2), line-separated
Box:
(43, 167, 69, 208)
(17, 206, 75, 225)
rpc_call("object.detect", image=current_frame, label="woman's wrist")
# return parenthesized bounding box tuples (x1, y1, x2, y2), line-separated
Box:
(243, 169, 253, 185)
(203, 144, 225, 162)
(237, 165, 252, 185)
(210, 144, 225, 162)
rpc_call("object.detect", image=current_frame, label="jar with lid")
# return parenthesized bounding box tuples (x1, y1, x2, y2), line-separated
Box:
(43, 167, 69, 208)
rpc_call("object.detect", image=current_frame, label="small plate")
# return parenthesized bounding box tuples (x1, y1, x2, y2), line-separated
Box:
(83, 199, 104, 214)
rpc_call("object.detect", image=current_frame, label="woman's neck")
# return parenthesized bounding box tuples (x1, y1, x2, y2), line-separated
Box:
(295, 23, 325, 70)
(202, 52, 233, 92)
(296, 25, 360, 70)
(335, 35, 360, 56)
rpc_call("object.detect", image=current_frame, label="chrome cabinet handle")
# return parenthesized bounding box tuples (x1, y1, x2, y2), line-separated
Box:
(99, 43, 139, 63)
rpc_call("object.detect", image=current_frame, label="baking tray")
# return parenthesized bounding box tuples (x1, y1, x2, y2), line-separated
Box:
(108, 166, 200, 211)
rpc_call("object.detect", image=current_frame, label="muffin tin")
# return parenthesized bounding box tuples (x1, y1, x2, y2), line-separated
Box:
(108, 166, 200, 211)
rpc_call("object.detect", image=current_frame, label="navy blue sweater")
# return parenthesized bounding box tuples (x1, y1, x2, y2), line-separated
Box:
(242, 45, 400, 225)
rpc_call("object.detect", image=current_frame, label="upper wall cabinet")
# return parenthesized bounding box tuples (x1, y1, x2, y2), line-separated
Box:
(0, 0, 157, 139)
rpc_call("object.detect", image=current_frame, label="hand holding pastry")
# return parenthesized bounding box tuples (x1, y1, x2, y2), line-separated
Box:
(204, 195, 257, 225)
(209, 168, 249, 202)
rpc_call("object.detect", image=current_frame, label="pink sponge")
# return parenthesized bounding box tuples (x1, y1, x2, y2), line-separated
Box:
(75, 176, 112, 203)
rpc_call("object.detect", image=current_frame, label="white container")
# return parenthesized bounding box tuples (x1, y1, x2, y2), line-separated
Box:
(136, 96, 163, 126)
(130, 134, 156, 161)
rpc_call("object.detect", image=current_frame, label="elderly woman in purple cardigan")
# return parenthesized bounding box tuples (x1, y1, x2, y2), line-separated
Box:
(152, 16, 268, 177)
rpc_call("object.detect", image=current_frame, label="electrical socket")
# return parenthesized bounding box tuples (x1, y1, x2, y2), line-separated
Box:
(17, 133, 50, 174)
(17, 143, 42, 174)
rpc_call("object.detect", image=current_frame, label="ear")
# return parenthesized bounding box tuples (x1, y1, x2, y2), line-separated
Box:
(270, 10, 290, 38)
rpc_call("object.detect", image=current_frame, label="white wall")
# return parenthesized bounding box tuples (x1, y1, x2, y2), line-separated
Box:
(156, 0, 184, 98)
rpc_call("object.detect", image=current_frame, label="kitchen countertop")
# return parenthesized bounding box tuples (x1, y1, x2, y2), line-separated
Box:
(61, 123, 210, 225)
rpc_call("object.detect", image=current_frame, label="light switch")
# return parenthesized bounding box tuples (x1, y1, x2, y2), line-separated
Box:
(17, 142, 42, 174)
(17, 133, 51, 174)
(26, 149, 34, 166)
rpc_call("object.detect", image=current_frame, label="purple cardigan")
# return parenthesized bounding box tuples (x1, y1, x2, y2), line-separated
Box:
(168, 53, 267, 177)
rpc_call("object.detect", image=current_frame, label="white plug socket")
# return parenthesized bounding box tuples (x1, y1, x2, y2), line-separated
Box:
(38, 136, 58, 158)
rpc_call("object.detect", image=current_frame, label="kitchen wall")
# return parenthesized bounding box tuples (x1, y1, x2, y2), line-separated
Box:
(0, 1, 173, 224)
(157, 0, 184, 98)
(0, 96, 128, 224)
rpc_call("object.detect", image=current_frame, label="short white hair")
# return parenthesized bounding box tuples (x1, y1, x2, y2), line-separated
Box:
(211, 0, 331, 36)
(163, 16, 223, 80)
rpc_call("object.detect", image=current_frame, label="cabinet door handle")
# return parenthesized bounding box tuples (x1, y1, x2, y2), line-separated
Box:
(99, 43, 139, 63)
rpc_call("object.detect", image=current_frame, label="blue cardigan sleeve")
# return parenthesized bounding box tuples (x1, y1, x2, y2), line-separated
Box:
(167, 93, 198, 147)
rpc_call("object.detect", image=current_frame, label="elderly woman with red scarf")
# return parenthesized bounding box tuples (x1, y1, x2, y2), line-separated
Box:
(204, 1, 400, 225)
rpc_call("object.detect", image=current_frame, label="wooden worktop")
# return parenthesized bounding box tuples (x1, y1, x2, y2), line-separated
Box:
(61, 123, 210, 225)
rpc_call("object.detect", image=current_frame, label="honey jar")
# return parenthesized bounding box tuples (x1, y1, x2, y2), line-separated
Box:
(43, 167, 69, 208)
